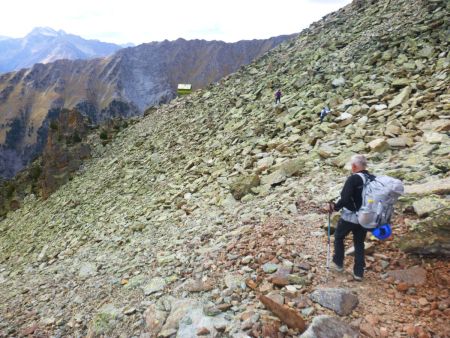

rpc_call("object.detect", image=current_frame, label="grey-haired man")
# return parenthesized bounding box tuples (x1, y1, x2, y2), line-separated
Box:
(328, 154, 375, 281)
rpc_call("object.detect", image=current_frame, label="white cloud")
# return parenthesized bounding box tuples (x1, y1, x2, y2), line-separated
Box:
(0, 0, 351, 44)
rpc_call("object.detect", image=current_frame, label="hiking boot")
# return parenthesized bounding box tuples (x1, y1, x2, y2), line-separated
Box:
(353, 273, 363, 281)
(332, 262, 344, 272)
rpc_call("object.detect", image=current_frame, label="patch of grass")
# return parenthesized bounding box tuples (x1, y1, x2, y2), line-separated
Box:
(72, 132, 82, 143)
(29, 165, 42, 180)
(49, 120, 58, 130)
(5, 182, 15, 198)
(99, 130, 108, 140)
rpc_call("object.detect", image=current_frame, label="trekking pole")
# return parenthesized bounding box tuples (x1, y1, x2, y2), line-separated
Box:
(326, 203, 332, 280)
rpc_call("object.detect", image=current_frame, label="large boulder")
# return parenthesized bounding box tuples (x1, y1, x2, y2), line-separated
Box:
(144, 303, 168, 336)
(385, 267, 427, 286)
(368, 138, 389, 152)
(332, 77, 346, 87)
(397, 229, 450, 257)
(261, 170, 287, 186)
(412, 197, 447, 217)
(158, 299, 199, 337)
(418, 119, 450, 132)
(318, 143, 335, 159)
(259, 294, 306, 331)
(300, 315, 359, 338)
(229, 174, 260, 200)
(255, 156, 274, 172)
(310, 288, 358, 316)
(405, 177, 450, 196)
(332, 151, 356, 168)
(275, 156, 308, 176)
(388, 86, 411, 109)
(387, 136, 413, 148)
(143, 277, 167, 295)
(397, 207, 450, 257)
(397, 208, 450, 256)
(423, 132, 449, 144)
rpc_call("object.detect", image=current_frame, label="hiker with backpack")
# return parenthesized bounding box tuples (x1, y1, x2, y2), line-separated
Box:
(327, 154, 404, 281)
(275, 89, 282, 104)
(319, 106, 331, 123)
(327, 154, 373, 281)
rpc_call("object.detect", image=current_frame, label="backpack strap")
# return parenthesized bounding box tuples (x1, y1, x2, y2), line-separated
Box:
(356, 172, 375, 185)
(356, 172, 366, 184)
(355, 172, 373, 212)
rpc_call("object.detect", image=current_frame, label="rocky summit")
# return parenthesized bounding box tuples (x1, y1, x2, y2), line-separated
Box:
(0, 0, 449, 337)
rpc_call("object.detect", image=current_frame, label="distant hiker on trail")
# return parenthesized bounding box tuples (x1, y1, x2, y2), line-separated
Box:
(327, 154, 375, 281)
(275, 89, 282, 104)
(319, 106, 331, 123)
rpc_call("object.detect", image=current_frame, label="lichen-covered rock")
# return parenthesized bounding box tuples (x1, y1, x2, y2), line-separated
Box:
(412, 197, 447, 217)
(388, 86, 412, 109)
(405, 177, 450, 196)
(397, 208, 450, 256)
(261, 170, 287, 186)
(143, 277, 167, 295)
(368, 138, 389, 153)
(274, 157, 307, 177)
(86, 304, 120, 338)
(230, 174, 260, 200)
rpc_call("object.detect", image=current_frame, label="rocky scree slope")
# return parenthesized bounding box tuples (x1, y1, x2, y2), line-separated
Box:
(0, 0, 449, 337)
(0, 35, 291, 179)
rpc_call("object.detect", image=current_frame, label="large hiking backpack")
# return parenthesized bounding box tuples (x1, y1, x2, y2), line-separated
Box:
(356, 173, 404, 229)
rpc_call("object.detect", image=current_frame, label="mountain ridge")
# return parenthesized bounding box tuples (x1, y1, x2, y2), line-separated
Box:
(0, 34, 294, 178)
(0, 27, 123, 73)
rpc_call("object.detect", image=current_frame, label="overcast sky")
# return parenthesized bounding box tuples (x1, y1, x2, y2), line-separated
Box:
(1, 0, 352, 45)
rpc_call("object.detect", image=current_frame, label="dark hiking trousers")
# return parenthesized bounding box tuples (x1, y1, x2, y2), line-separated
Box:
(333, 218, 367, 277)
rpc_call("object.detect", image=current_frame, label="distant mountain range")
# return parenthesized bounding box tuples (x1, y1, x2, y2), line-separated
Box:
(0, 34, 294, 178)
(0, 27, 124, 73)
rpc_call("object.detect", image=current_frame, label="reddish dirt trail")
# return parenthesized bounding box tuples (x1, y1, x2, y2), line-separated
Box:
(223, 208, 450, 337)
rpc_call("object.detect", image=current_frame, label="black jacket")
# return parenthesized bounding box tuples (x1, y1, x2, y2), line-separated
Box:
(334, 170, 375, 212)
